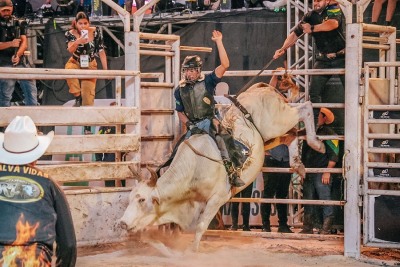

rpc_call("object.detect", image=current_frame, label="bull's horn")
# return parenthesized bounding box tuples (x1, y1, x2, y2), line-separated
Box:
(146, 166, 158, 187)
(128, 165, 142, 181)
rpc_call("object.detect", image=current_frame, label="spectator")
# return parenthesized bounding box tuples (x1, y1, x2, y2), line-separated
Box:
(300, 108, 339, 234)
(0, 0, 38, 107)
(75, 0, 92, 16)
(371, 0, 398, 26)
(0, 116, 77, 266)
(174, 30, 244, 187)
(232, 0, 245, 9)
(95, 125, 116, 161)
(38, 0, 54, 18)
(246, 0, 265, 8)
(230, 183, 253, 231)
(273, 0, 345, 126)
(13, 0, 34, 18)
(65, 11, 107, 108)
(133, 0, 144, 11)
(261, 145, 293, 233)
(260, 69, 294, 233)
(94, 102, 127, 187)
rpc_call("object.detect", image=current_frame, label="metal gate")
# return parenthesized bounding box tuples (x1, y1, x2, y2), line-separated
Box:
(363, 62, 400, 248)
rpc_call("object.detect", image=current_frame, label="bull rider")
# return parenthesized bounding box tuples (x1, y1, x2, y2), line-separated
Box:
(174, 30, 245, 187)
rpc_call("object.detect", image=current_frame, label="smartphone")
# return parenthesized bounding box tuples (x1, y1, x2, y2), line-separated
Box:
(81, 29, 88, 38)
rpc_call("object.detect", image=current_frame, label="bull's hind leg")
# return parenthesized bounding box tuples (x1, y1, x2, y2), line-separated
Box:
(192, 193, 231, 252)
(288, 137, 305, 179)
(296, 101, 325, 154)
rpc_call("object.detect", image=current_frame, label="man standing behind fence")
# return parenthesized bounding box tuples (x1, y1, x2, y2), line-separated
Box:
(0, 0, 38, 107)
(273, 0, 345, 126)
(300, 108, 339, 234)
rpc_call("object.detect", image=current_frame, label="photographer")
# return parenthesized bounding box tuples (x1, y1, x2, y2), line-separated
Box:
(0, 0, 38, 107)
(65, 11, 107, 109)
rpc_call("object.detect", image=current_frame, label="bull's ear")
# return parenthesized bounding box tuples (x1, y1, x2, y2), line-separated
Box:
(151, 189, 160, 205)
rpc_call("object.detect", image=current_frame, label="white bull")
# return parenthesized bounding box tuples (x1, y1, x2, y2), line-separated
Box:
(119, 82, 324, 251)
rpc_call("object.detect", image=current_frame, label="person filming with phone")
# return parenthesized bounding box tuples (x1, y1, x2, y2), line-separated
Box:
(0, 0, 38, 107)
(65, 11, 108, 109)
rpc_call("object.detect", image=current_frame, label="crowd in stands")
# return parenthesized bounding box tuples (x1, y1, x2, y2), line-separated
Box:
(8, 0, 289, 19)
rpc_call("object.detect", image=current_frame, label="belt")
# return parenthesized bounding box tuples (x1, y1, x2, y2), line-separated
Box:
(318, 49, 345, 59)
(72, 54, 95, 62)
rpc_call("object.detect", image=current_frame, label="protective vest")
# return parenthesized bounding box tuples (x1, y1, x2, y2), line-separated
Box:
(179, 80, 215, 122)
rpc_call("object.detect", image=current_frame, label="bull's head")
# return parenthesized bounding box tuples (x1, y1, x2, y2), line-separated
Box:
(278, 72, 299, 101)
(118, 167, 160, 232)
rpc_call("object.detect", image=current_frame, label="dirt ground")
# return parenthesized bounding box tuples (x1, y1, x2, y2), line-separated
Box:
(76, 228, 400, 267)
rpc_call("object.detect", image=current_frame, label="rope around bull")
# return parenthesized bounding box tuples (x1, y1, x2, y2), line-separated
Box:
(183, 139, 224, 164)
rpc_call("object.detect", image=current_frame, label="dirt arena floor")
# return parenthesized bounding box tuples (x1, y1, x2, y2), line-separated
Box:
(76, 228, 400, 267)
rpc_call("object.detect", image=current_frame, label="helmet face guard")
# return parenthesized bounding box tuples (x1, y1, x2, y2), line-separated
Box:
(182, 55, 202, 83)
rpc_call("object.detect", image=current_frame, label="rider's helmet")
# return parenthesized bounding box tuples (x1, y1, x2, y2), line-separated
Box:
(181, 55, 202, 83)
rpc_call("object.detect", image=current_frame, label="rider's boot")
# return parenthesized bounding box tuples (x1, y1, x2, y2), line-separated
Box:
(223, 160, 245, 187)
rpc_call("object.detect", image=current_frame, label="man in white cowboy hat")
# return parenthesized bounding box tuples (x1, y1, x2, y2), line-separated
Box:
(0, 116, 76, 267)
(300, 108, 339, 235)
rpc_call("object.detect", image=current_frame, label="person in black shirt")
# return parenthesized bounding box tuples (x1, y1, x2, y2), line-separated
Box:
(0, 0, 38, 107)
(261, 69, 295, 233)
(273, 0, 345, 126)
(300, 108, 339, 234)
(230, 183, 253, 231)
(0, 116, 77, 267)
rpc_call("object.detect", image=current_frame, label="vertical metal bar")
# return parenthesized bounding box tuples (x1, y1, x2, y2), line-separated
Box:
(171, 36, 181, 142)
(363, 63, 370, 245)
(165, 43, 172, 84)
(124, 31, 141, 186)
(27, 28, 37, 65)
(344, 23, 362, 259)
(116, 76, 122, 106)
(387, 28, 396, 104)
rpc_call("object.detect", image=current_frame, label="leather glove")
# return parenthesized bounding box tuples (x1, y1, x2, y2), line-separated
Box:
(186, 121, 195, 130)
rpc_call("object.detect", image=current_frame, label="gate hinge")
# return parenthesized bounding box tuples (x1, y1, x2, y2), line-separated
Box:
(358, 185, 364, 207)
(359, 76, 365, 104)
(359, 184, 364, 195)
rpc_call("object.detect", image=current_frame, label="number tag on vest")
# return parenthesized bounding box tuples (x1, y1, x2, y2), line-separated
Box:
(80, 55, 89, 68)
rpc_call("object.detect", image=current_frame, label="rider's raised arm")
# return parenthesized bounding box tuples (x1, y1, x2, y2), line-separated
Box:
(212, 30, 230, 79)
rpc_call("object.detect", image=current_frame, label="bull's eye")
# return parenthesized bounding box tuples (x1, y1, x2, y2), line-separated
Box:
(138, 198, 145, 204)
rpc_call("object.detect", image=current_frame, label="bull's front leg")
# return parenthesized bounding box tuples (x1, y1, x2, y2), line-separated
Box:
(192, 194, 230, 252)
(297, 101, 325, 154)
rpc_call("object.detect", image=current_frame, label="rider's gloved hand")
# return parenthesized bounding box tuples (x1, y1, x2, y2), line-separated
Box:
(186, 121, 195, 130)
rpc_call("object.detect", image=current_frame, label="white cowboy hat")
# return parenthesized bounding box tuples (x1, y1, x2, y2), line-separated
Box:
(0, 116, 54, 165)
